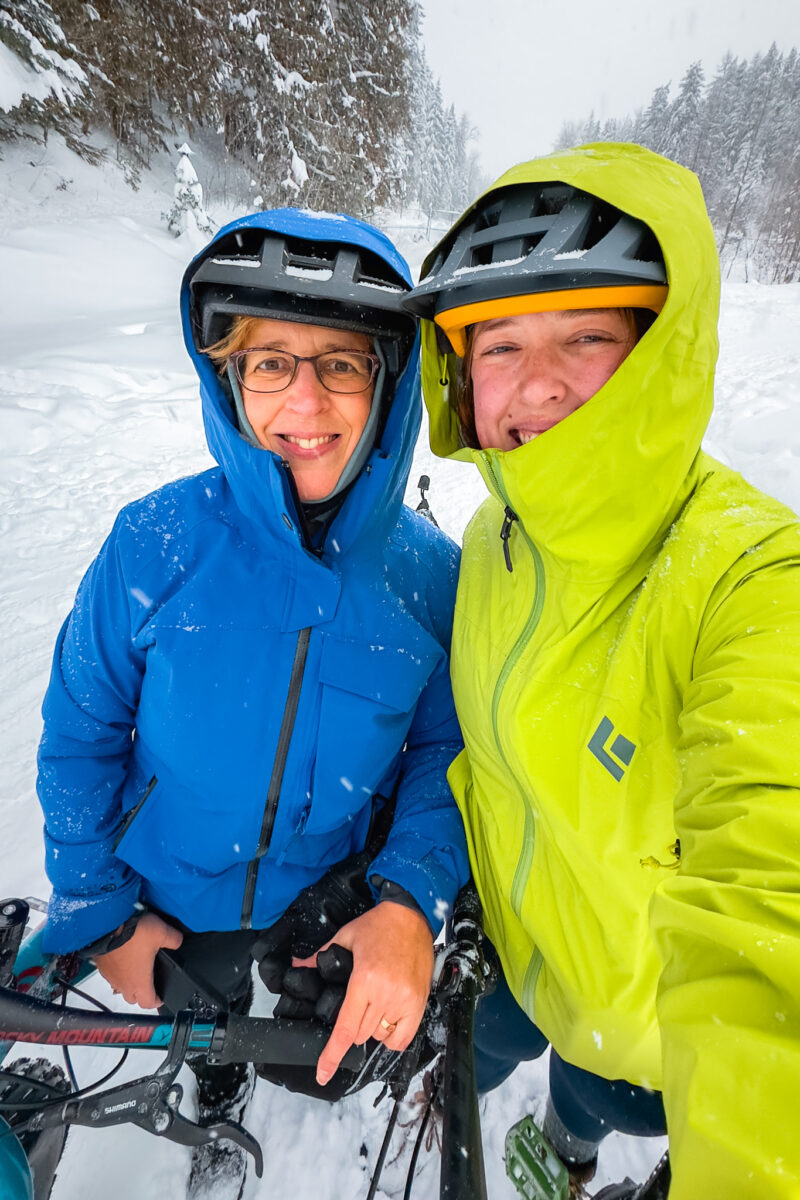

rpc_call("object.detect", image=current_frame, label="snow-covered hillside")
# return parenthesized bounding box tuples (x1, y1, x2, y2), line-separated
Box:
(1, 138, 799, 1200)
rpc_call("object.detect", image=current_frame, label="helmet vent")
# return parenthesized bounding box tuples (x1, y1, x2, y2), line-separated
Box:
(212, 255, 260, 268)
(470, 234, 546, 268)
(285, 263, 334, 280)
(283, 245, 336, 273)
(582, 205, 618, 251)
(404, 177, 668, 327)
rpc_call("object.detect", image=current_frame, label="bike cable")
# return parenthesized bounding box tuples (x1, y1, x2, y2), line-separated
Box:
(365, 1095, 401, 1200)
(403, 1095, 433, 1200)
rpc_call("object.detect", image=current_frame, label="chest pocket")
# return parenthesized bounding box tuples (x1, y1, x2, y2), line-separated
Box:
(306, 631, 442, 836)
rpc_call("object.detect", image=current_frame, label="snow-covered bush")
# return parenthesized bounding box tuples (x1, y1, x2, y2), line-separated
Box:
(163, 143, 214, 238)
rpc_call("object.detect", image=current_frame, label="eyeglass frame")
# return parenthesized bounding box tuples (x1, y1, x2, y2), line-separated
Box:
(227, 347, 380, 395)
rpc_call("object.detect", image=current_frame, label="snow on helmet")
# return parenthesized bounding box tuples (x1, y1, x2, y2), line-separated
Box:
(404, 181, 668, 355)
(189, 224, 416, 376)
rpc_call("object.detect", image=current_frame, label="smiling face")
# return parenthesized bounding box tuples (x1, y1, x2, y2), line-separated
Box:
(469, 309, 637, 452)
(237, 317, 374, 502)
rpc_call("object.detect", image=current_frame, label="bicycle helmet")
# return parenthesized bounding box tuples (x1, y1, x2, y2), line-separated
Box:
(187, 219, 418, 501)
(189, 225, 416, 375)
(404, 181, 668, 355)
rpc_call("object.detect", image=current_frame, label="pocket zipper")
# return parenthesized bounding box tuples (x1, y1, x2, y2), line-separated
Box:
(112, 775, 157, 850)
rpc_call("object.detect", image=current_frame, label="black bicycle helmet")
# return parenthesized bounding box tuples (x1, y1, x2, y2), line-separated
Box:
(189, 226, 416, 376)
(404, 181, 668, 355)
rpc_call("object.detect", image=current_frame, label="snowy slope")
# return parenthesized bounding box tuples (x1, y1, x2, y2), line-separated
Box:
(1, 138, 799, 1199)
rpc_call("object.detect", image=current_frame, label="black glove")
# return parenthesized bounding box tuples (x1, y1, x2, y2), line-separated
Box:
(253, 939, 409, 1103)
(251, 848, 375, 1020)
(250, 851, 436, 1102)
(271, 943, 353, 1023)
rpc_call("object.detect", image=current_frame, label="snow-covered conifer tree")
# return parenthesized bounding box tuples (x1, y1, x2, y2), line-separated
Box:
(560, 43, 800, 282)
(0, 0, 90, 151)
(667, 61, 705, 168)
(164, 143, 214, 237)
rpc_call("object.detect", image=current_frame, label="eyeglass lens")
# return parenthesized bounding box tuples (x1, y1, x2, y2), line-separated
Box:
(235, 350, 375, 394)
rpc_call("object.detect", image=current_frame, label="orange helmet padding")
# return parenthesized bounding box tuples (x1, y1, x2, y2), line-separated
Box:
(434, 285, 669, 356)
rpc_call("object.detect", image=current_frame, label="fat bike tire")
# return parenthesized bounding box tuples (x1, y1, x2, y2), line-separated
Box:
(0, 1058, 70, 1200)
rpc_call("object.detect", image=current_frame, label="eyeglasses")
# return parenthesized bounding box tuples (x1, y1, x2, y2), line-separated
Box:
(228, 348, 379, 395)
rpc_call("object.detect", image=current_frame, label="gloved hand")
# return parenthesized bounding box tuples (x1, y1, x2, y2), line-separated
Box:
(268, 943, 353, 1024)
(251, 850, 384, 1101)
(251, 848, 374, 1023)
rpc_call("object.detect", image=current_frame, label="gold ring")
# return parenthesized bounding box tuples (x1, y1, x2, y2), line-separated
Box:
(380, 1017, 397, 1034)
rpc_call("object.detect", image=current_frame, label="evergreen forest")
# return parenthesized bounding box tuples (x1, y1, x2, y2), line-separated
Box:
(557, 46, 800, 282)
(1, 0, 483, 220)
(3, 5, 799, 280)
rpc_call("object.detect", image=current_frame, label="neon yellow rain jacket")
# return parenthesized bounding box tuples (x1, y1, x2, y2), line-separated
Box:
(419, 144, 800, 1199)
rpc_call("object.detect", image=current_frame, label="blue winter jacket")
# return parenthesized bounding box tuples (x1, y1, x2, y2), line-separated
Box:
(37, 209, 469, 953)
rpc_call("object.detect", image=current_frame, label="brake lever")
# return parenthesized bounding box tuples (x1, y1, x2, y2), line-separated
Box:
(165, 1109, 263, 1175)
(27, 1011, 264, 1177)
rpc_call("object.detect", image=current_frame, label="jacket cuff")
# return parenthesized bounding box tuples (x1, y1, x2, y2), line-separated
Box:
(371, 875, 427, 920)
(78, 911, 143, 960)
(41, 878, 141, 955)
(369, 838, 462, 935)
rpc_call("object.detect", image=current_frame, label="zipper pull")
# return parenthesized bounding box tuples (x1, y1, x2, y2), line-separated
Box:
(500, 505, 518, 573)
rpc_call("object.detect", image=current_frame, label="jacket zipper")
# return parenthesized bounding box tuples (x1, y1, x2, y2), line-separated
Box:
(500, 506, 518, 572)
(241, 626, 311, 929)
(112, 775, 157, 851)
(484, 458, 547, 1011)
(241, 461, 317, 928)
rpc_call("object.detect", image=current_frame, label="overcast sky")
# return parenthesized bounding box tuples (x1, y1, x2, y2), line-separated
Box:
(421, 0, 799, 180)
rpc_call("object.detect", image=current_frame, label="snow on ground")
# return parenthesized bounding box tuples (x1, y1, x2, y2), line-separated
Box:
(1, 136, 799, 1199)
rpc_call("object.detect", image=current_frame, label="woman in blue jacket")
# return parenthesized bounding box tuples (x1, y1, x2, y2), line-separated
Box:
(35, 210, 469, 1171)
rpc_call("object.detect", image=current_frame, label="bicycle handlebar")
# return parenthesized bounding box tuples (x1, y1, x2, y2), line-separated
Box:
(0, 885, 490, 1200)
(0, 983, 369, 1071)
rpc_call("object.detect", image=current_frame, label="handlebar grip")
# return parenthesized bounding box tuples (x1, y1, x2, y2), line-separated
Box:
(215, 1012, 369, 1071)
(439, 880, 489, 1200)
(451, 880, 482, 930)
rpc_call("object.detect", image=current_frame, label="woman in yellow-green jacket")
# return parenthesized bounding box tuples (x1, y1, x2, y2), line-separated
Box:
(404, 143, 800, 1198)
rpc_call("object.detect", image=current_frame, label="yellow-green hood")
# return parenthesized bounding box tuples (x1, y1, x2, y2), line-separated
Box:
(420, 142, 719, 584)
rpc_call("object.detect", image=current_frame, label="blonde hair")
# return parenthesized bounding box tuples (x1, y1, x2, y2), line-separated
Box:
(202, 314, 375, 378)
(203, 316, 265, 372)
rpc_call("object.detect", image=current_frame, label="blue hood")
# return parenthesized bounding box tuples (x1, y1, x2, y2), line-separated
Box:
(179, 209, 421, 565)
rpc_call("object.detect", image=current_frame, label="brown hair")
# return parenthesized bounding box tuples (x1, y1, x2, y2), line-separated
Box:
(456, 333, 480, 450)
(455, 307, 655, 450)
